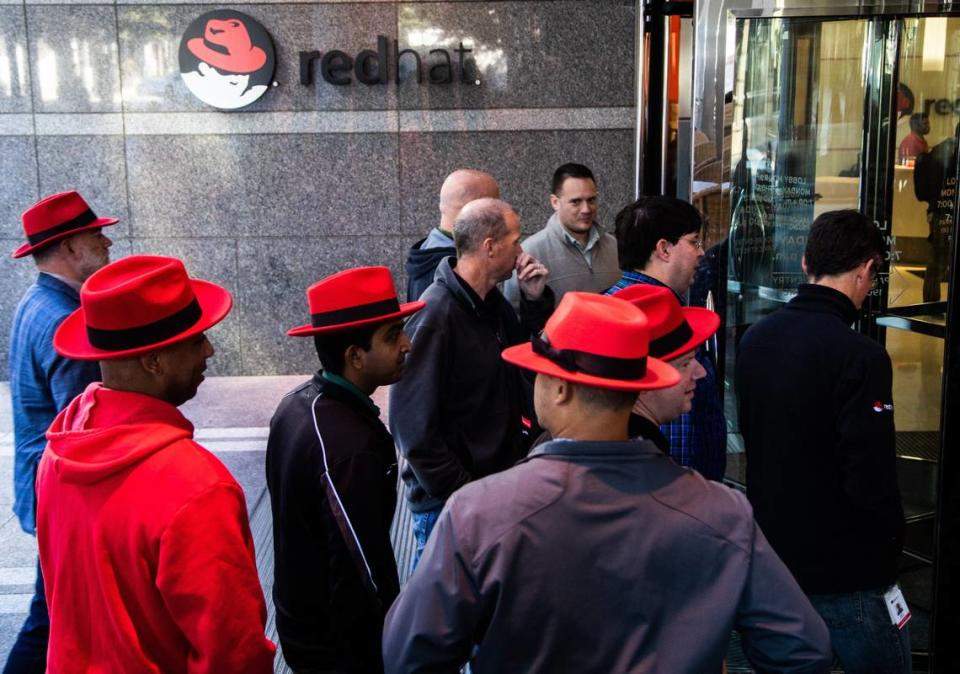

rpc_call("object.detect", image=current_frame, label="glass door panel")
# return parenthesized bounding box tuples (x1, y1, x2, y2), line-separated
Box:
(875, 15, 960, 656)
(725, 17, 870, 483)
(726, 13, 960, 663)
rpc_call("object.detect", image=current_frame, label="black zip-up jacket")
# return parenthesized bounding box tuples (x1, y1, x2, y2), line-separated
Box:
(389, 257, 554, 513)
(735, 284, 904, 595)
(266, 374, 400, 673)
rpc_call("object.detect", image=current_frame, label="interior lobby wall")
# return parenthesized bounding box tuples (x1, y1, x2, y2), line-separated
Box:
(0, 0, 637, 377)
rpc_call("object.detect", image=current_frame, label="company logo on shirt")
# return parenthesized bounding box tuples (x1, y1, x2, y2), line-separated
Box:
(872, 400, 894, 413)
(179, 11, 276, 110)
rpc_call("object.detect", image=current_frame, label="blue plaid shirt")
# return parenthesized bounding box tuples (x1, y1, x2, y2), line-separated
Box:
(9, 273, 101, 534)
(605, 271, 727, 480)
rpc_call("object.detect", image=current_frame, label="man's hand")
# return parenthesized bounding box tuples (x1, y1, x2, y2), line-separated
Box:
(516, 253, 549, 300)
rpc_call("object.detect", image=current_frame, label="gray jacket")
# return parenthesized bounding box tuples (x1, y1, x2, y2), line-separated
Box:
(504, 213, 621, 307)
(383, 439, 832, 674)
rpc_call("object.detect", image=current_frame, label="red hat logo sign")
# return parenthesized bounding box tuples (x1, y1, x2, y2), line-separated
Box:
(179, 10, 275, 110)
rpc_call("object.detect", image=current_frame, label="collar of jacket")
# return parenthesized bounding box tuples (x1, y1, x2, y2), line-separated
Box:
(620, 271, 685, 304)
(523, 437, 665, 462)
(312, 371, 383, 424)
(789, 283, 859, 325)
(628, 413, 670, 454)
(435, 256, 505, 316)
(37, 271, 81, 300)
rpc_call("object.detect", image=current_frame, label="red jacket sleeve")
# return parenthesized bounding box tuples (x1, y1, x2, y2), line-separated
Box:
(156, 481, 276, 673)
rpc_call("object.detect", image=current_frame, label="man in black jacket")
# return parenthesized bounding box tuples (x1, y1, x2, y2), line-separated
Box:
(266, 266, 425, 673)
(736, 210, 909, 674)
(404, 169, 500, 301)
(390, 197, 553, 570)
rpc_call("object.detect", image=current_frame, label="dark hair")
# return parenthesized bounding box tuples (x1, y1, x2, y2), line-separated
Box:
(804, 210, 885, 278)
(897, 83, 915, 117)
(574, 382, 637, 411)
(552, 163, 596, 195)
(30, 240, 61, 264)
(909, 113, 929, 133)
(313, 325, 377, 375)
(614, 196, 703, 271)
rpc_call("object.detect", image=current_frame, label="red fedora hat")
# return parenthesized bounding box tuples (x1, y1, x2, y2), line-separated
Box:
(502, 292, 680, 392)
(54, 255, 233, 361)
(613, 285, 720, 361)
(187, 18, 267, 74)
(12, 191, 119, 259)
(288, 266, 425, 337)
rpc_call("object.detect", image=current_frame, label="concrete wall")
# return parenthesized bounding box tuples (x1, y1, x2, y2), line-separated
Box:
(0, 0, 637, 377)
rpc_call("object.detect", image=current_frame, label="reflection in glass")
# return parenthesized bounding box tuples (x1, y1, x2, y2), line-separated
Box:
(728, 19, 867, 296)
(36, 39, 59, 103)
(880, 17, 960, 653)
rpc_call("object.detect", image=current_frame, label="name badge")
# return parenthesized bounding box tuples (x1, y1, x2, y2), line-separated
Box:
(884, 585, 912, 629)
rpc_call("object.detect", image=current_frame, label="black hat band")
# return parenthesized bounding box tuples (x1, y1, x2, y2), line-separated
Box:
(311, 297, 400, 329)
(86, 298, 203, 351)
(27, 209, 98, 246)
(648, 319, 694, 359)
(532, 334, 647, 380)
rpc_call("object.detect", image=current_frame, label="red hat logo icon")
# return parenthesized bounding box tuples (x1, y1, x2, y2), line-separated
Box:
(179, 10, 276, 110)
(187, 19, 267, 74)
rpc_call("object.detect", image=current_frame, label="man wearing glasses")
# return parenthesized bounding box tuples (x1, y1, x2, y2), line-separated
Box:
(606, 195, 726, 481)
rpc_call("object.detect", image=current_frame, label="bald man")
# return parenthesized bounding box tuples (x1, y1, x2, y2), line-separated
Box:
(404, 169, 500, 301)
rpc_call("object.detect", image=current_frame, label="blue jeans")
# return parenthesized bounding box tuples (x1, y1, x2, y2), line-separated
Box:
(409, 507, 442, 574)
(2, 558, 48, 674)
(808, 588, 911, 674)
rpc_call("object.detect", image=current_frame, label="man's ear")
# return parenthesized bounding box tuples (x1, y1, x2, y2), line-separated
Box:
(653, 238, 672, 263)
(801, 255, 808, 276)
(344, 344, 365, 372)
(556, 378, 576, 406)
(138, 351, 163, 377)
(549, 194, 560, 212)
(482, 236, 496, 257)
(59, 236, 79, 259)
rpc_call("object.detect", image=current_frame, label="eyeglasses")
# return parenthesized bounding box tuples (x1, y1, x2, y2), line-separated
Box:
(678, 235, 703, 250)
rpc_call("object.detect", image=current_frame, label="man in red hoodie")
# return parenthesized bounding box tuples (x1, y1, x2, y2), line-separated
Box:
(35, 255, 276, 673)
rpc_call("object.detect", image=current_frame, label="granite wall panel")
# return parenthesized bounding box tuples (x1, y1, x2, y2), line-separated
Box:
(0, 7, 31, 114)
(397, 1, 636, 110)
(0, 0, 636, 378)
(125, 133, 400, 238)
(0, 136, 39, 231)
(26, 5, 121, 112)
(399, 128, 635, 235)
(237, 235, 409, 375)
(37, 135, 131, 238)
